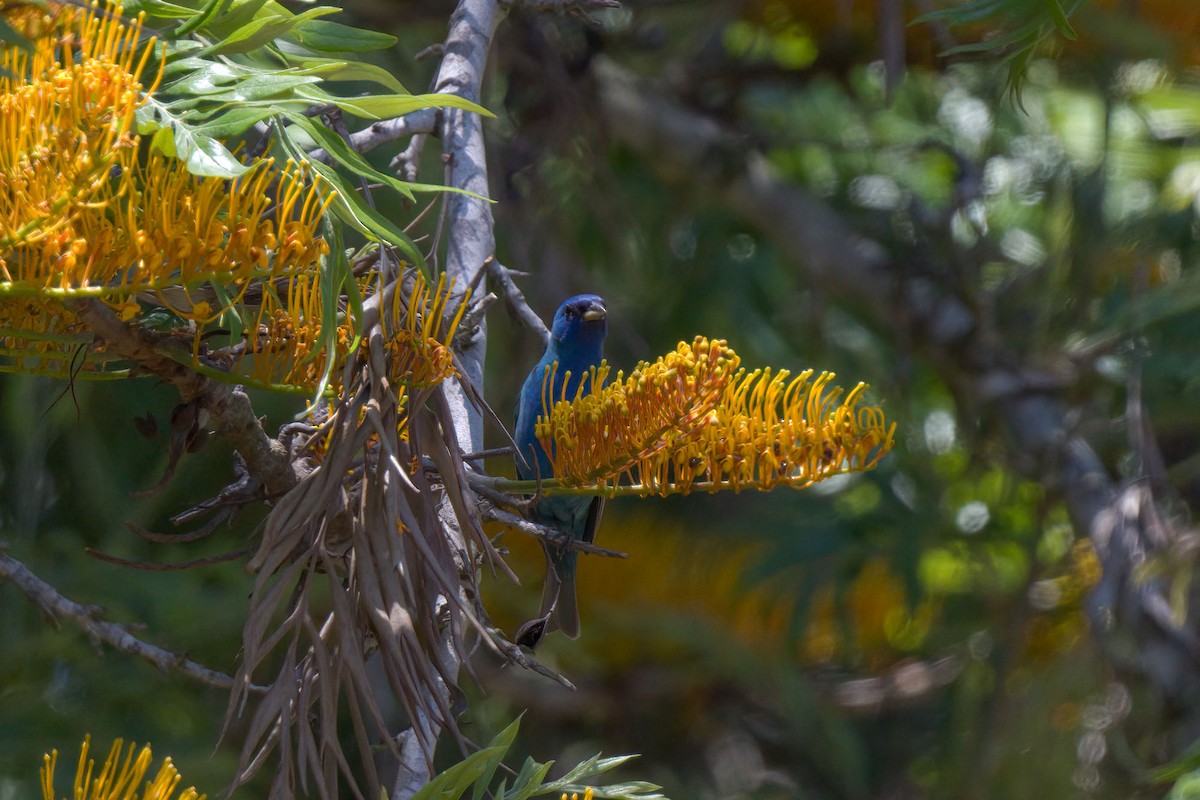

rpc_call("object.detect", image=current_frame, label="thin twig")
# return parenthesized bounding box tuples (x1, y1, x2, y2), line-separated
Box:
(486, 257, 550, 345)
(325, 108, 439, 161)
(86, 546, 252, 571)
(481, 503, 628, 558)
(0, 548, 263, 692)
(391, 132, 429, 182)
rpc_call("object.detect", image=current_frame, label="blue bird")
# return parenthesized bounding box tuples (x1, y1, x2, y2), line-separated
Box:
(514, 294, 608, 640)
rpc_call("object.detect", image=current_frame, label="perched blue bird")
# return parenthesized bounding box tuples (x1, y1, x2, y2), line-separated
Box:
(514, 294, 608, 640)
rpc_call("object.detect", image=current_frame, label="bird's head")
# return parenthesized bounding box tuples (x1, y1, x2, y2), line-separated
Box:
(550, 294, 607, 351)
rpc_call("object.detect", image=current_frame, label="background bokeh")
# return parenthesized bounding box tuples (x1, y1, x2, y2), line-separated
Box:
(5, 1, 1200, 798)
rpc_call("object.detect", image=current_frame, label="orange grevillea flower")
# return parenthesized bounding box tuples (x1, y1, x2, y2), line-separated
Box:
(535, 336, 895, 496)
(0, 3, 334, 379)
(236, 269, 466, 396)
(40, 735, 205, 800)
(375, 272, 468, 390)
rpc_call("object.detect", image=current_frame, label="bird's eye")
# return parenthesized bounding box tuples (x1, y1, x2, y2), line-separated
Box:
(564, 308, 576, 320)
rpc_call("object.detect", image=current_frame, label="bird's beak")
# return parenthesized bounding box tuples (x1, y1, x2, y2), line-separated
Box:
(582, 301, 607, 322)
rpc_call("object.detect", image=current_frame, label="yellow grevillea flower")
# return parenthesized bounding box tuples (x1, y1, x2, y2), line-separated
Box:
(559, 789, 595, 800)
(0, 2, 333, 378)
(236, 269, 465, 395)
(535, 336, 895, 496)
(376, 272, 467, 389)
(40, 736, 205, 800)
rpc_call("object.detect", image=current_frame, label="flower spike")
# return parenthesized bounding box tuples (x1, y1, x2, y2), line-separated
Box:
(535, 337, 895, 497)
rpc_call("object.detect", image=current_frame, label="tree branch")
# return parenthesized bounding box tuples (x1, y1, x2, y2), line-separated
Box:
(391, 2, 502, 797)
(0, 547, 257, 692)
(69, 299, 300, 497)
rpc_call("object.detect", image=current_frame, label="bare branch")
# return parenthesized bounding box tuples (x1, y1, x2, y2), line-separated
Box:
(486, 257, 550, 346)
(0, 547, 256, 692)
(69, 299, 300, 497)
(390, 131, 429, 182)
(438, 0, 500, 453)
(481, 502, 628, 558)
(309, 108, 438, 162)
(501, 0, 621, 10)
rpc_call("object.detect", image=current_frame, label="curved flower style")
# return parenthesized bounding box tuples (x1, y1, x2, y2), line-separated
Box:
(235, 269, 466, 396)
(535, 336, 740, 484)
(40, 736, 205, 800)
(376, 271, 467, 390)
(535, 336, 895, 496)
(0, 2, 332, 378)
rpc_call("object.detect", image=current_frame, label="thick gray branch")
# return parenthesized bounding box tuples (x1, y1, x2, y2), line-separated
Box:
(393, 3, 501, 798)
(438, 0, 499, 454)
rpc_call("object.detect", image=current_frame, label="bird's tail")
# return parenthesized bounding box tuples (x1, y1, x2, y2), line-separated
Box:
(540, 548, 580, 639)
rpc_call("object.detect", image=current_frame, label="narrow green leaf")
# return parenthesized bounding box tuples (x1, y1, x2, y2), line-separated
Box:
(289, 18, 397, 52)
(192, 106, 274, 137)
(1045, 0, 1077, 39)
(174, 0, 230, 37)
(277, 124, 423, 264)
(310, 160, 421, 261)
(282, 112, 415, 201)
(283, 55, 408, 93)
(300, 90, 494, 121)
(470, 719, 521, 800)
(162, 61, 242, 94)
(201, 0, 271, 38)
(172, 72, 323, 102)
(409, 745, 508, 800)
(125, 0, 198, 20)
(306, 216, 347, 392)
(502, 758, 553, 800)
(198, 6, 337, 56)
(912, 0, 1005, 25)
(554, 754, 640, 785)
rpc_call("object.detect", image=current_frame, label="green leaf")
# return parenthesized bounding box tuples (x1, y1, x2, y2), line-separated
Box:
(470, 718, 521, 800)
(283, 55, 408, 93)
(501, 758, 553, 800)
(159, 52, 214, 79)
(300, 90, 494, 121)
(174, 0, 231, 37)
(0, 14, 33, 51)
(124, 0, 198, 20)
(162, 61, 242, 94)
(282, 112, 415, 201)
(150, 124, 177, 157)
(277, 124, 423, 263)
(553, 754, 640, 786)
(167, 72, 323, 103)
(198, 6, 337, 56)
(138, 98, 250, 178)
(1045, 0, 1077, 40)
(309, 159, 421, 260)
(192, 106, 274, 137)
(409, 745, 509, 800)
(200, 0, 271, 38)
(289, 18, 397, 52)
(309, 218, 346, 404)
